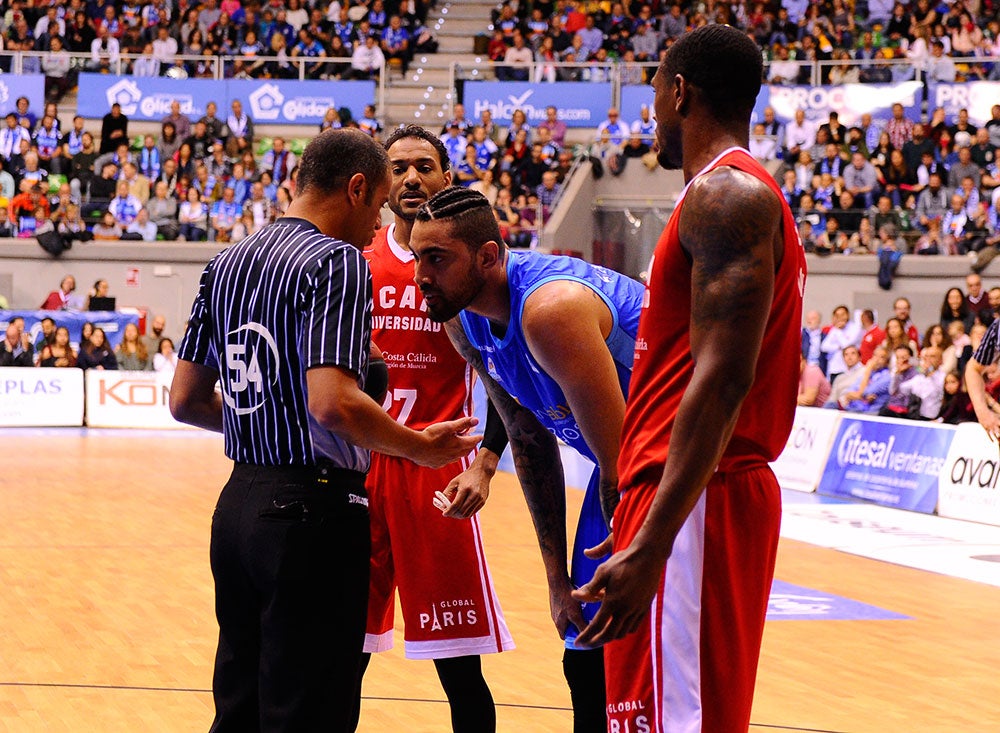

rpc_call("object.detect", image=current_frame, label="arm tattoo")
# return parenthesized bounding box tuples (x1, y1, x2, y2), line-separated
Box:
(444, 318, 570, 580)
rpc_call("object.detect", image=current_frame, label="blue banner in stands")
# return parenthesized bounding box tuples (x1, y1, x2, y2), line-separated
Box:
(622, 82, 925, 134)
(1, 310, 139, 350)
(817, 414, 953, 514)
(77, 75, 376, 125)
(926, 81, 1000, 127)
(0, 75, 45, 118)
(463, 81, 612, 128)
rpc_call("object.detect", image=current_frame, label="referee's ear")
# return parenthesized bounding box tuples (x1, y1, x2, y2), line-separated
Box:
(347, 173, 368, 206)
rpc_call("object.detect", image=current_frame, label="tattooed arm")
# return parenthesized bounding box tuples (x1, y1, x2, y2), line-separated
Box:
(444, 317, 587, 639)
(521, 279, 626, 526)
(574, 166, 784, 647)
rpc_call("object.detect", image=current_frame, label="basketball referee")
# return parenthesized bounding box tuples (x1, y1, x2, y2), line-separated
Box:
(169, 129, 481, 732)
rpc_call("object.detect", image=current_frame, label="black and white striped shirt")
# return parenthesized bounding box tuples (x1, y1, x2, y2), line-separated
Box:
(974, 318, 1000, 367)
(178, 217, 372, 470)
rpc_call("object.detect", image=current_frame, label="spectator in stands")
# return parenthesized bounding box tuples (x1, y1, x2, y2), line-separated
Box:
(965, 274, 992, 325)
(197, 102, 226, 144)
(77, 327, 118, 370)
(885, 103, 915, 151)
(785, 109, 817, 163)
(940, 286, 975, 332)
(350, 33, 385, 79)
(153, 337, 178, 376)
(109, 180, 142, 227)
(152, 25, 178, 70)
(534, 35, 558, 82)
(498, 28, 532, 81)
(261, 137, 297, 184)
(10, 183, 50, 234)
(158, 121, 181, 162)
(0, 323, 33, 367)
(798, 353, 832, 407)
(92, 211, 123, 241)
(821, 305, 862, 382)
(826, 345, 864, 408)
(38, 326, 77, 368)
(178, 186, 208, 241)
(57, 203, 91, 246)
(42, 37, 71, 102)
(537, 106, 567, 148)
(242, 181, 275, 234)
(122, 162, 151, 204)
(937, 371, 976, 423)
(802, 309, 825, 370)
(133, 43, 160, 76)
(206, 143, 231, 181)
(125, 207, 158, 242)
(915, 172, 949, 230)
(881, 345, 919, 416)
(99, 103, 128, 155)
(211, 185, 241, 242)
(89, 25, 120, 72)
(948, 144, 981, 190)
(843, 151, 880, 209)
(183, 120, 214, 162)
(174, 143, 196, 180)
(87, 162, 119, 216)
(357, 104, 384, 139)
(162, 100, 192, 142)
(114, 322, 152, 371)
(381, 14, 411, 74)
(596, 108, 629, 147)
(768, 44, 800, 85)
(0, 113, 30, 161)
(841, 345, 892, 413)
(895, 346, 946, 419)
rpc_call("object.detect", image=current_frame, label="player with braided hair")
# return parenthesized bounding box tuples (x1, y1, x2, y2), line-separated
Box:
(410, 186, 645, 733)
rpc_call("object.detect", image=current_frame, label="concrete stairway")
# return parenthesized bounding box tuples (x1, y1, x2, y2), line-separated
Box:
(382, 0, 497, 128)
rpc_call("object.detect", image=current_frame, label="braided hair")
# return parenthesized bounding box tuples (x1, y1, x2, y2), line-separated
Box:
(415, 186, 506, 254)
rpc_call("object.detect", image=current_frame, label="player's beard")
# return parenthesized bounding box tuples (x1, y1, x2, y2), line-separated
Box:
(657, 124, 683, 170)
(422, 268, 486, 323)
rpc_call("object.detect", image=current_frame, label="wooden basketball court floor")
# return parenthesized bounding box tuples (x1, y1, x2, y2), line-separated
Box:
(2, 429, 998, 732)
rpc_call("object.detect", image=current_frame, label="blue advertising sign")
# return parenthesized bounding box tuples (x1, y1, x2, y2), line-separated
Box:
(620, 84, 653, 127)
(463, 81, 613, 128)
(78, 75, 376, 126)
(927, 81, 1000, 127)
(751, 82, 924, 128)
(1, 310, 139, 350)
(767, 580, 910, 621)
(817, 416, 954, 514)
(0, 75, 45, 118)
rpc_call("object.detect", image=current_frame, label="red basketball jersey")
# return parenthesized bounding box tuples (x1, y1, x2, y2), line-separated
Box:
(618, 147, 806, 486)
(364, 225, 475, 428)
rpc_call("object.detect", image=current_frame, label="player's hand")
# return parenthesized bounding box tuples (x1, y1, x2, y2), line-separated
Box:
(438, 462, 491, 519)
(414, 417, 481, 469)
(571, 544, 665, 648)
(980, 410, 1000, 441)
(582, 533, 613, 560)
(549, 575, 587, 641)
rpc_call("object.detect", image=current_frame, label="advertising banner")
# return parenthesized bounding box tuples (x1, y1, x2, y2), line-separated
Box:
(1, 310, 138, 350)
(817, 414, 954, 514)
(0, 367, 84, 427)
(620, 84, 653, 126)
(770, 407, 841, 493)
(463, 81, 612, 128)
(752, 81, 924, 127)
(927, 81, 1000, 127)
(938, 423, 1000, 527)
(78, 75, 376, 125)
(85, 370, 194, 429)
(0, 74, 45, 118)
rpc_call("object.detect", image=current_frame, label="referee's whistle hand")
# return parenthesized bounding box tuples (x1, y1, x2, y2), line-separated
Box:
(415, 417, 482, 468)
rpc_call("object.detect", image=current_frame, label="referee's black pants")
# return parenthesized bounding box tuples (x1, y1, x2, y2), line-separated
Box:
(209, 462, 370, 733)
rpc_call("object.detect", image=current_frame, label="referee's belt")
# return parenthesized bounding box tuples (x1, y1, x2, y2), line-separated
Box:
(232, 460, 366, 489)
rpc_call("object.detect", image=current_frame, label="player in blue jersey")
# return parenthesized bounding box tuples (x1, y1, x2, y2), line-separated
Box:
(408, 186, 645, 733)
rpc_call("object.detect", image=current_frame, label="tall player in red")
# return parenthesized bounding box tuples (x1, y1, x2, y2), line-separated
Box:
(354, 125, 513, 731)
(574, 25, 807, 732)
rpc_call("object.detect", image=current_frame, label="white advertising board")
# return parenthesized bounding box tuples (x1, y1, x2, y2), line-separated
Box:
(85, 370, 195, 429)
(0, 367, 84, 427)
(770, 407, 841, 493)
(937, 422, 1000, 527)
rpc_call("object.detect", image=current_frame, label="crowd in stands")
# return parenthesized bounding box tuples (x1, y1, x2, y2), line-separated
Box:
(0, 89, 395, 243)
(485, 0, 1000, 84)
(2, 0, 439, 85)
(799, 277, 998, 425)
(0, 274, 176, 373)
(761, 103, 1000, 262)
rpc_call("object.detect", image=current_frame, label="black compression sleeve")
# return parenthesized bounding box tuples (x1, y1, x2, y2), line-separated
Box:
(480, 398, 509, 456)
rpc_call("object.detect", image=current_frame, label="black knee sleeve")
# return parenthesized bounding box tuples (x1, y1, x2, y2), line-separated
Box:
(434, 655, 496, 733)
(563, 647, 607, 733)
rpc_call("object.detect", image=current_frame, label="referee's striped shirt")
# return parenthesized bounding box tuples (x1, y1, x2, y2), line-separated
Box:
(974, 318, 1000, 367)
(178, 217, 373, 471)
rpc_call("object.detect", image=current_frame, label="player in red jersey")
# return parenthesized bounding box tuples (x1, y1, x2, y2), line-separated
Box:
(573, 25, 807, 732)
(353, 125, 513, 732)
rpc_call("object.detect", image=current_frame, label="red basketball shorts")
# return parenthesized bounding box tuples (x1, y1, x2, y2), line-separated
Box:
(603, 464, 781, 732)
(363, 453, 514, 659)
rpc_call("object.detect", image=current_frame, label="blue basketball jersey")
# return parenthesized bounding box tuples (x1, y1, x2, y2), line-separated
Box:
(460, 250, 644, 464)
(460, 250, 644, 647)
